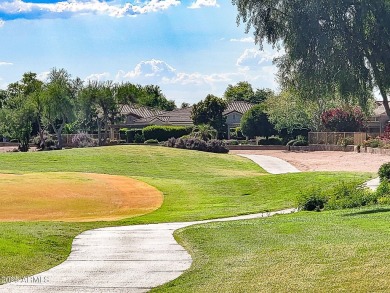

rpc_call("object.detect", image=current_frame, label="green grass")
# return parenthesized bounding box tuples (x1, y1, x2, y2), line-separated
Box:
(0, 145, 372, 283)
(155, 206, 390, 293)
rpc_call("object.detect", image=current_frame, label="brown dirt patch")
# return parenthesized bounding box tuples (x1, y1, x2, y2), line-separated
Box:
(230, 150, 390, 173)
(0, 172, 163, 222)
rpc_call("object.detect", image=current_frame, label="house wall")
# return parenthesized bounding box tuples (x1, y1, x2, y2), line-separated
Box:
(225, 112, 243, 127)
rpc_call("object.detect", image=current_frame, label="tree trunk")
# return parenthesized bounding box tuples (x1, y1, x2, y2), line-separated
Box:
(97, 119, 102, 146)
(37, 118, 45, 150)
(52, 121, 65, 149)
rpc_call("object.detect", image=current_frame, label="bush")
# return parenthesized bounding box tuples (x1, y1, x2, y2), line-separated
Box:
(298, 181, 377, 211)
(287, 135, 308, 146)
(297, 188, 327, 211)
(379, 162, 390, 182)
(164, 137, 228, 153)
(144, 139, 159, 144)
(32, 131, 57, 150)
(326, 181, 375, 210)
(224, 139, 239, 145)
(321, 107, 365, 132)
(134, 133, 145, 143)
(258, 137, 283, 145)
(143, 126, 192, 142)
(71, 132, 97, 148)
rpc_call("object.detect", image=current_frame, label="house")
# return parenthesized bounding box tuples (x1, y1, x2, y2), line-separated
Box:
(366, 101, 390, 136)
(111, 101, 255, 140)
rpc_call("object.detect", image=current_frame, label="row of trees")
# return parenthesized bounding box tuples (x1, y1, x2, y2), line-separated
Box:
(0, 69, 176, 151)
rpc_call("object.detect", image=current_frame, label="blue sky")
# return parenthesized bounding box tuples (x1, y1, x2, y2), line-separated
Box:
(0, 0, 282, 105)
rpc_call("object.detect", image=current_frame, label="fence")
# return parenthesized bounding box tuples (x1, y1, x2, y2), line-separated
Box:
(308, 132, 366, 146)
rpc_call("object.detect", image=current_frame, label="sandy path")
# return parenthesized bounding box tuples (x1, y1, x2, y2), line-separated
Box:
(230, 150, 389, 173)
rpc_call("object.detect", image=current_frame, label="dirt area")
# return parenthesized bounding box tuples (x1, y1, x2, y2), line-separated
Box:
(230, 150, 390, 173)
(0, 172, 163, 222)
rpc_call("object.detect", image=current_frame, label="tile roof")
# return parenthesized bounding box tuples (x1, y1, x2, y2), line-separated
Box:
(223, 101, 255, 115)
(120, 101, 255, 127)
(119, 104, 165, 118)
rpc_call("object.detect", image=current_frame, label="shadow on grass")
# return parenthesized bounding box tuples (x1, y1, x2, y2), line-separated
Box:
(342, 208, 390, 217)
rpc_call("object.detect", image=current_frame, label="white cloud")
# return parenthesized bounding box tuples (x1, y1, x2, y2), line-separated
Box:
(85, 72, 110, 82)
(0, 0, 181, 21)
(230, 37, 254, 43)
(236, 48, 283, 69)
(0, 61, 12, 66)
(37, 71, 50, 82)
(188, 0, 219, 9)
(117, 59, 177, 80)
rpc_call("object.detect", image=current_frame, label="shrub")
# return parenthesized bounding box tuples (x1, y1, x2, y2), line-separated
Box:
(144, 139, 159, 144)
(287, 135, 308, 146)
(143, 126, 192, 142)
(224, 139, 239, 145)
(297, 188, 327, 211)
(298, 181, 377, 211)
(321, 107, 365, 132)
(164, 137, 228, 153)
(326, 181, 375, 210)
(258, 137, 283, 145)
(71, 132, 97, 148)
(379, 163, 390, 182)
(32, 131, 57, 150)
(134, 133, 145, 143)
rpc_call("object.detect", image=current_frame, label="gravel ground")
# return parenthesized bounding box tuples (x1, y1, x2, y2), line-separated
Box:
(230, 150, 390, 173)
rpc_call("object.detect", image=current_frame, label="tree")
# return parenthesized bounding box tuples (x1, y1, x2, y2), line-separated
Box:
(224, 81, 254, 102)
(140, 85, 176, 110)
(78, 80, 117, 145)
(224, 81, 274, 104)
(180, 102, 191, 109)
(240, 104, 275, 139)
(42, 68, 76, 149)
(233, 0, 387, 116)
(191, 94, 227, 138)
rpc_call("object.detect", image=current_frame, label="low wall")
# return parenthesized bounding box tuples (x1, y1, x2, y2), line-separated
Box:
(362, 147, 390, 155)
(227, 144, 354, 152)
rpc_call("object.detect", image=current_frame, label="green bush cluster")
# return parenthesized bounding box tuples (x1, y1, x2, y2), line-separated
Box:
(164, 137, 229, 153)
(258, 137, 283, 145)
(378, 162, 390, 182)
(119, 128, 143, 143)
(297, 181, 376, 211)
(143, 126, 192, 142)
(287, 135, 308, 146)
(144, 139, 159, 144)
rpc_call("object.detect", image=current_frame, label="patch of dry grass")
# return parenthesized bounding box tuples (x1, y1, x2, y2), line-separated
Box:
(0, 172, 163, 221)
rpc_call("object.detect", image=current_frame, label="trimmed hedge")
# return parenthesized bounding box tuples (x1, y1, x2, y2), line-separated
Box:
(119, 128, 143, 143)
(143, 126, 192, 142)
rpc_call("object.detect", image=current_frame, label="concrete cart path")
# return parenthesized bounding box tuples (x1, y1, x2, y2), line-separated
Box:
(0, 155, 302, 293)
(238, 154, 301, 174)
(0, 209, 296, 293)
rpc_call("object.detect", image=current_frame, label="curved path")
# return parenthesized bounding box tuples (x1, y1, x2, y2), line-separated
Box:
(0, 155, 298, 293)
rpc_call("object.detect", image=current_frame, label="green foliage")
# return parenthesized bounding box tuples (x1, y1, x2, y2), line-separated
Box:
(224, 81, 274, 104)
(378, 163, 390, 182)
(144, 139, 159, 144)
(287, 135, 308, 146)
(134, 133, 145, 143)
(191, 124, 217, 141)
(298, 181, 376, 211)
(142, 125, 191, 142)
(234, 0, 384, 115)
(191, 94, 227, 137)
(297, 188, 327, 211)
(229, 127, 244, 140)
(240, 104, 275, 139)
(139, 85, 176, 111)
(258, 137, 283, 145)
